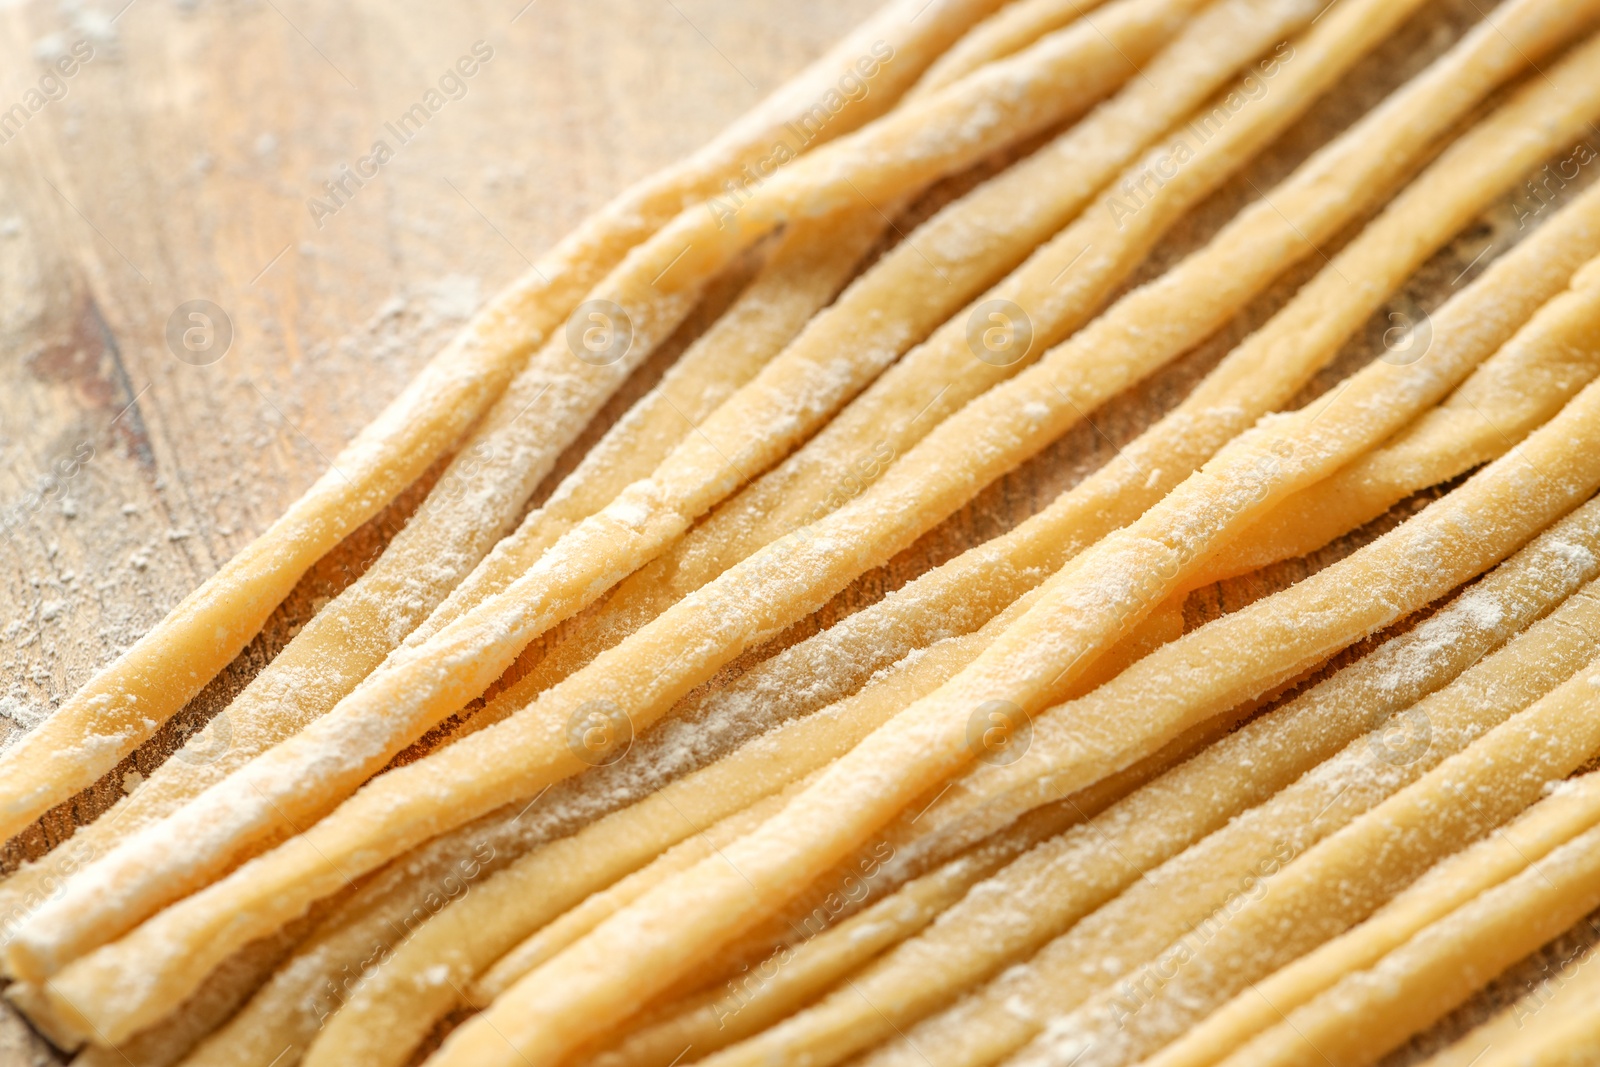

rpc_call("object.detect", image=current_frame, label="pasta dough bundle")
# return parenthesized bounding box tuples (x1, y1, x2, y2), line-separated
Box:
(553, 56, 1600, 1063)
(0, 192, 877, 990)
(17, 1, 1600, 1061)
(0, 0, 998, 845)
(690, 492, 1600, 1067)
(468, 0, 1322, 704)
(433, 158, 1600, 1067)
(1004, 580, 1600, 1067)
(10, 1, 1169, 996)
(30, 2, 1572, 1046)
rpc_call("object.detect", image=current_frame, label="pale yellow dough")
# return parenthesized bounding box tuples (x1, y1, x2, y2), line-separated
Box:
(1201, 684, 1600, 1067)
(720, 497, 1600, 1067)
(478, 0, 1325, 714)
(427, 38, 1600, 1065)
(0, 0, 994, 847)
(37, 0, 1546, 1043)
(11, 3, 1146, 1007)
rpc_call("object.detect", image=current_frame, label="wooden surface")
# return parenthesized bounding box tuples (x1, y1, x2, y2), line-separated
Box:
(2, 0, 1598, 1063)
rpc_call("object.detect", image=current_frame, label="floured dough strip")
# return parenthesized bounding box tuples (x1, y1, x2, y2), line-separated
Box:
(869, 554, 1600, 1067)
(1162, 780, 1600, 1067)
(928, 230, 1600, 847)
(430, 254, 1600, 1067)
(581, 827, 1092, 1067)
(1192, 283, 1600, 585)
(480, 0, 1326, 708)
(1202, 701, 1600, 1067)
(7, 1, 1157, 996)
(179, 606, 1098, 1067)
(407, 0, 1218, 657)
(36, 2, 1541, 1043)
(291, 595, 1176, 1067)
(0, 0, 992, 847)
(581, 44, 1600, 807)
(401, 204, 885, 649)
(702, 500, 1600, 1067)
(1013, 610, 1600, 1067)
(916, 0, 1117, 91)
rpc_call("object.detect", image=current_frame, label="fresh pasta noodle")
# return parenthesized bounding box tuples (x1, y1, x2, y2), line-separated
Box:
(8, 3, 1158, 999)
(0, 0, 998, 847)
(480, 0, 1326, 709)
(1440, 950, 1600, 1067)
(29, 2, 1554, 1043)
(429, 230, 1600, 1067)
(578, 695, 1235, 1067)
(1160, 772, 1600, 1067)
(701, 499, 1600, 1067)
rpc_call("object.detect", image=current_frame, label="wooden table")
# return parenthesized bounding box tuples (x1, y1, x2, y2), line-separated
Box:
(1, 0, 1596, 1063)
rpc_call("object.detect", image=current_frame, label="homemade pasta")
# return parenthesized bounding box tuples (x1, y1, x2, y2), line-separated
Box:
(9, 2, 1600, 1065)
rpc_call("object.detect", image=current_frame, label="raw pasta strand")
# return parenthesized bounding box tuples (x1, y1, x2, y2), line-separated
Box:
(34, 2, 1553, 1043)
(580, 705, 1232, 1067)
(483, 0, 1326, 707)
(174, 588, 1097, 1067)
(1441, 953, 1600, 1067)
(289, 606, 1038, 1067)
(476, 602, 1184, 1010)
(414, 0, 1193, 646)
(0, 0, 995, 846)
(700, 502, 1600, 1067)
(6, 0, 1157, 992)
(431, 257, 1600, 1066)
(1158, 773, 1600, 1067)
(1015, 625, 1600, 1067)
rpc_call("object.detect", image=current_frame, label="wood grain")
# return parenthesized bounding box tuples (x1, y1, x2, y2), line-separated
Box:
(1, 0, 1597, 1063)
